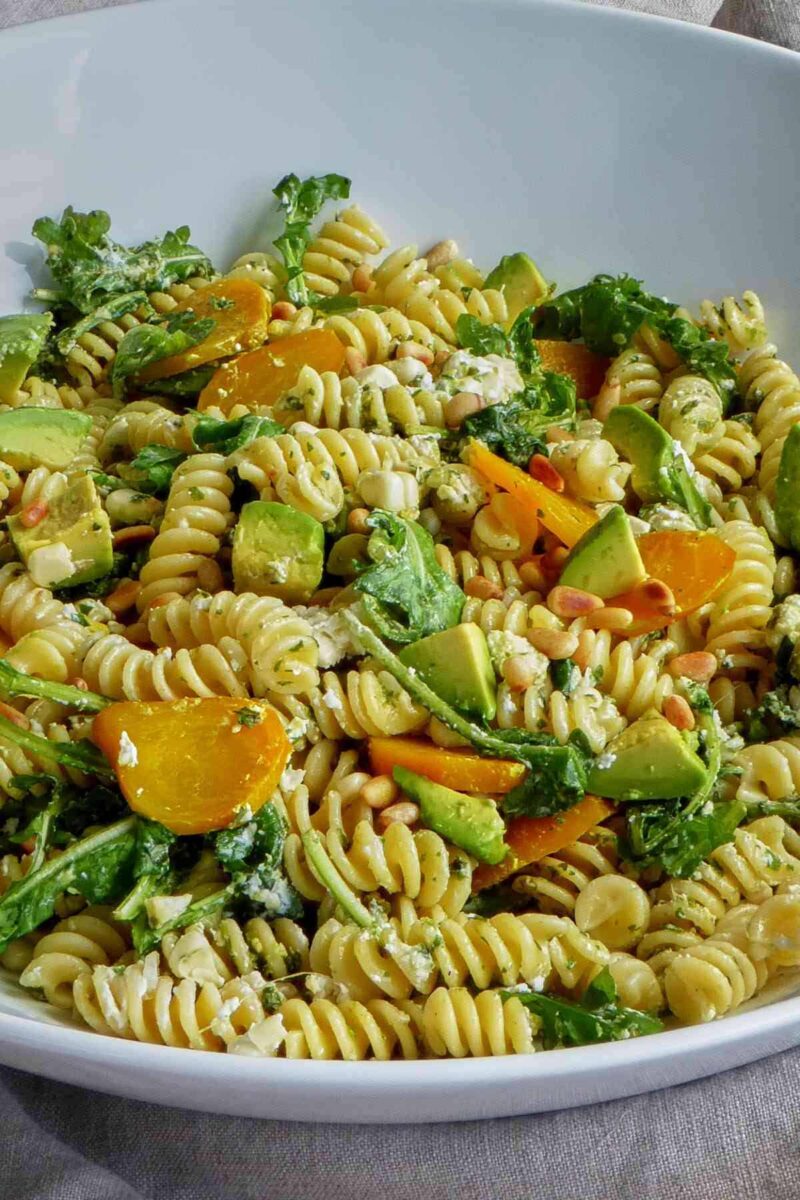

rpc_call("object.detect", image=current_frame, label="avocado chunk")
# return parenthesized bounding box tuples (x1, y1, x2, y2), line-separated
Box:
(587, 710, 707, 802)
(232, 501, 324, 603)
(8, 474, 113, 588)
(775, 424, 800, 551)
(393, 765, 508, 865)
(559, 505, 645, 599)
(484, 253, 549, 324)
(604, 405, 711, 528)
(0, 408, 92, 471)
(398, 623, 496, 720)
(0, 314, 53, 402)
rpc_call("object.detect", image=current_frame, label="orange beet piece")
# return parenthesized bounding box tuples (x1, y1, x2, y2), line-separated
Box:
(610, 530, 736, 635)
(368, 737, 525, 795)
(137, 279, 269, 382)
(468, 442, 597, 548)
(92, 697, 290, 835)
(473, 795, 615, 891)
(198, 328, 346, 414)
(535, 340, 610, 400)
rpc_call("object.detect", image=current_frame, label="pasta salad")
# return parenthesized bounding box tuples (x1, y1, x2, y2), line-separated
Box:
(0, 172, 797, 1060)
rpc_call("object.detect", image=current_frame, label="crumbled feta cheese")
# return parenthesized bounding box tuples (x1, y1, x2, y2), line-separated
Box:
(355, 364, 398, 389)
(145, 893, 191, 927)
(27, 542, 75, 588)
(227, 1014, 286, 1058)
(117, 730, 138, 767)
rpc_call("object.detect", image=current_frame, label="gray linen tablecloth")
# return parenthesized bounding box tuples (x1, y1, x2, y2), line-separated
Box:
(1, 2, 799, 1197)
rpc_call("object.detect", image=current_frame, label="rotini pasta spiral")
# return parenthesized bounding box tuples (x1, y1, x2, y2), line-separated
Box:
(657, 374, 725, 456)
(303, 205, 389, 296)
(81, 634, 249, 701)
(596, 347, 663, 414)
(19, 909, 130, 1008)
(272, 365, 447, 436)
(694, 418, 760, 493)
(284, 669, 428, 741)
(511, 825, 621, 916)
(549, 437, 631, 504)
(137, 453, 233, 610)
(735, 740, 800, 807)
(99, 400, 195, 463)
(699, 291, 767, 355)
(740, 344, 800, 509)
(663, 939, 765, 1024)
(324, 305, 450, 362)
(704, 520, 775, 671)
(572, 628, 675, 722)
(417, 987, 537, 1058)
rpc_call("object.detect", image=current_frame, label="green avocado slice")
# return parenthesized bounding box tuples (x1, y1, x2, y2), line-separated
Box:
(484, 253, 549, 324)
(559, 505, 646, 599)
(232, 501, 324, 603)
(398, 623, 496, 721)
(0, 314, 53, 402)
(0, 408, 92, 471)
(587, 710, 707, 802)
(393, 765, 508, 865)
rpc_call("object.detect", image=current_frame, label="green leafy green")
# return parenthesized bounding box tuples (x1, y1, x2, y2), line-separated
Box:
(192, 413, 283, 455)
(742, 687, 800, 743)
(141, 364, 216, 399)
(455, 315, 509, 357)
(109, 311, 214, 397)
(0, 817, 136, 951)
(507, 967, 663, 1048)
(272, 173, 351, 307)
(355, 511, 465, 644)
(739, 795, 800, 822)
(0, 659, 110, 713)
(122, 444, 188, 497)
(0, 714, 112, 775)
(461, 371, 576, 466)
(533, 274, 736, 402)
(549, 658, 579, 695)
(55, 292, 152, 357)
(32, 208, 214, 315)
(343, 608, 590, 817)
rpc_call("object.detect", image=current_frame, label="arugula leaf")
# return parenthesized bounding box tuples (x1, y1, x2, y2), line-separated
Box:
(32, 209, 214, 315)
(343, 608, 590, 817)
(507, 967, 663, 1048)
(141, 365, 215, 399)
(0, 817, 136, 950)
(533, 274, 736, 402)
(462, 371, 576, 466)
(0, 659, 110, 713)
(455, 314, 509, 357)
(109, 311, 214, 397)
(549, 657, 579, 695)
(192, 413, 283, 455)
(742, 687, 800, 743)
(133, 818, 176, 878)
(272, 173, 351, 307)
(0, 714, 111, 775)
(121, 444, 187, 497)
(55, 292, 152, 356)
(739, 795, 800, 822)
(354, 511, 465, 644)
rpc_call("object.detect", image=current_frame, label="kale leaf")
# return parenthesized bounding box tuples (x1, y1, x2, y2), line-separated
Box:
(109, 311, 214, 397)
(355, 510, 465, 644)
(32, 208, 213, 315)
(272, 173, 351, 308)
(507, 967, 663, 1048)
(192, 413, 283, 455)
(533, 274, 736, 403)
(0, 817, 136, 950)
(455, 314, 509, 358)
(121, 445, 188, 497)
(461, 371, 576, 466)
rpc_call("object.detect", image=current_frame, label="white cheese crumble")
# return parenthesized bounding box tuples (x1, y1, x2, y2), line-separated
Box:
(117, 730, 139, 767)
(27, 542, 75, 588)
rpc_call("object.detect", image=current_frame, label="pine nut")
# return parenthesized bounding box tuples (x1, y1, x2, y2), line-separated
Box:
(270, 301, 297, 321)
(360, 775, 399, 810)
(19, 499, 48, 528)
(147, 591, 183, 610)
(528, 604, 564, 631)
(625, 577, 677, 616)
(519, 559, 548, 591)
(445, 391, 485, 427)
(351, 265, 373, 293)
(378, 801, 419, 829)
(543, 546, 569, 575)
(571, 629, 594, 671)
(347, 507, 371, 535)
(502, 653, 541, 690)
(526, 628, 579, 660)
(423, 239, 459, 269)
(0, 701, 29, 729)
(433, 350, 451, 369)
(308, 587, 342, 607)
(547, 585, 604, 618)
(105, 580, 142, 615)
(664, 694, 695, 731)
(464, 575, 503, 601)
(396, 341, 434, 366)
(546, 427, 574, 444)
(68, 677, 89, 691)
(113, 524, 156, 549)
(594, 379, 621, 423)
(668, 651, 718, 682)
(196, 560, 224, 591)
(124, 622, 152, 646)
(528, 454, 565, 493)
(344, 347, 367, 376)
(581, 606, 634, 632)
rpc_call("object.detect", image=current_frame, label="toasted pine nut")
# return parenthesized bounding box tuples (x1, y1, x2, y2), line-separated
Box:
(594, 379, 621, 423)
(519, 559, 548, 591)
(196, 560, 224, 592)
(147, 591, 183, 610)
(526, 628, 579, 660)
(664, 694, 695, 731)
(433, 349, 451, 369)
(378, 801, 420, 829)
(270, 301, 297, 321)
(464, 575, 503, 601)
(528, 454, 565, 493)
(105, 580, 142, 615)
(113, 524, 156, 549)
(668, 651, 718, 682)
(543, 546, 569, 575)
(360, 775, 399, 810)
(308, 587, 342, 607)
(423, 238, 459, 270)
(68, 677, 89, 691)
(546, 427, 574, 444)
(547, 585, 604, 618)
(0, 701, 29, 729)
(396, 341, 434, 366)
(347, 507, 371, 535)
(638, 577, 677, 615)
(445, 391, 485, 428)
(124, 622, 152, 646)
(528, 603, 564, 631)
(19, 499, 48, 528)
(581, 607, 634, 632)
(571, 629, 594, 671)
(502, 653, 541, 691)
(351, 265, 373, 293)
(344, 347, 367, 376)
